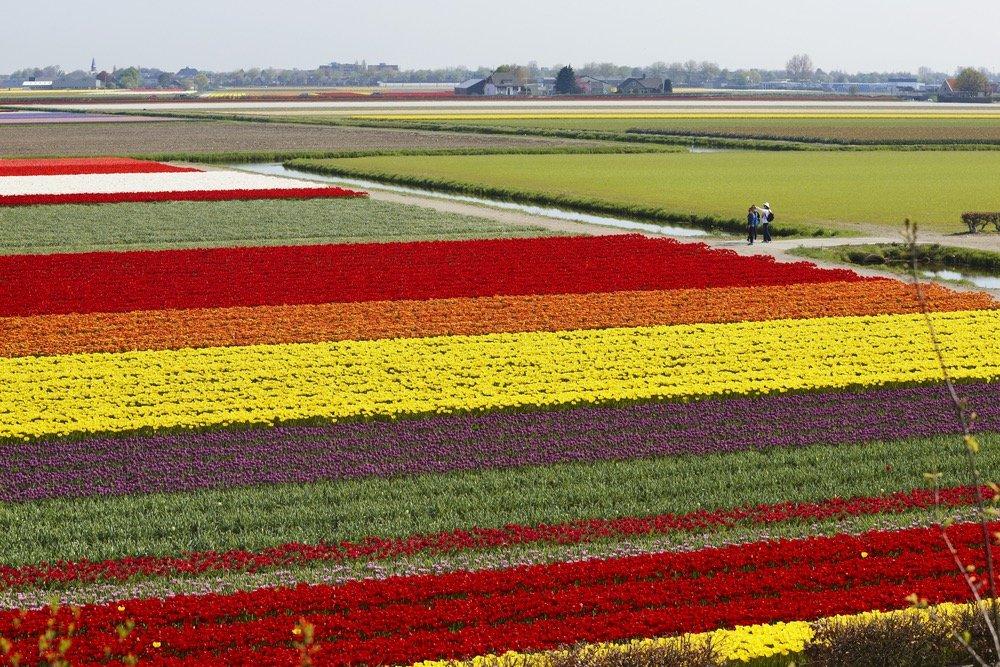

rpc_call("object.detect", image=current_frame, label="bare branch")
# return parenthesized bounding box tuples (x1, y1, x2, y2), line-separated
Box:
(905, 219, 1000, 661)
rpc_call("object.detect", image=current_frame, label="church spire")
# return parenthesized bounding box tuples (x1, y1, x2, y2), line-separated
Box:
(91, 58, 96, 73)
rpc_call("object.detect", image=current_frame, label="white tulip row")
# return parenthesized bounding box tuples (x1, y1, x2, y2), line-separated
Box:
(0, 170, 330, 196)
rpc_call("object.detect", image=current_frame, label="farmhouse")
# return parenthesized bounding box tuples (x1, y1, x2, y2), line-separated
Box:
(577, 75, 617, 95)
(454, 69, 539, 96)
(617, 75, 671, 95)
(487, 71, 536, 96)
(938, 77, 997, 102)
(454, 78, 488, 95)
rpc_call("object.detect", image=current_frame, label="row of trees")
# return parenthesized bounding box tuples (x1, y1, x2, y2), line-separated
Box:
(576, 57, 995, 88)
(0, 65, 207, 90)
(782, 54, 994, 92)
(4, 59, 998, 91)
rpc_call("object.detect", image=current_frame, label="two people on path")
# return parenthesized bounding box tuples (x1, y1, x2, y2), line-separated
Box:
(746, 202, 773, 245)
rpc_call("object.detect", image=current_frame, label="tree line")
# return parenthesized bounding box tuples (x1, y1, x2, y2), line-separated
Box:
(3, 58, 997, 91)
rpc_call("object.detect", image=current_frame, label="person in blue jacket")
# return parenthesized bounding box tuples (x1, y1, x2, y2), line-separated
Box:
(746, 205, 759, 245)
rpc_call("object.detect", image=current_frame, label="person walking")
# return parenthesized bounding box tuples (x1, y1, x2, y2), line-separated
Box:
(746, 205, 759, 245)
(760, 202, 773, 243)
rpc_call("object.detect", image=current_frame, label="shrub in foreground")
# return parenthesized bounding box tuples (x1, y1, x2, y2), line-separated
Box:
(804, 604, 996, 667)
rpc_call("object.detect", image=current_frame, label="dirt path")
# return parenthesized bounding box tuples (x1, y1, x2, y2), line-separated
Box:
(365, 187, 1000, 300)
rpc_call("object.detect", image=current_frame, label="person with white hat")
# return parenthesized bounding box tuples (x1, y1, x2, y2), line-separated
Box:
(760, 202, 774, 243)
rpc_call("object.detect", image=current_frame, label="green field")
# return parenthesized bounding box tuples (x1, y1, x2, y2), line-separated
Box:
(294, 151, 1000, 234)
(0, 197, 559, 255)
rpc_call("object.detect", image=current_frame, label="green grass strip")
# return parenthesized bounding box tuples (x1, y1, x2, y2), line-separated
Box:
(0, 197, 560, 256)
(3, 432, 996, 567)
(790, 243, 1000, 277)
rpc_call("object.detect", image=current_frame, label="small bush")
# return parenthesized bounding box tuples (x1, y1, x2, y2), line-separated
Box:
(847, 251, 886, 265)
(547, 637, 720, 667)
(961, 212, 1000, 233)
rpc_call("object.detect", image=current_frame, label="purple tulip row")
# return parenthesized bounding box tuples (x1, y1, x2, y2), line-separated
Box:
(4, 382, 996, 503)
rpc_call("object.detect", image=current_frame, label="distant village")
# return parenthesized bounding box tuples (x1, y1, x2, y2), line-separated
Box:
(3, 58, 998, 102)
(454, 67, 673, 96)
(453, 67, 998, 101)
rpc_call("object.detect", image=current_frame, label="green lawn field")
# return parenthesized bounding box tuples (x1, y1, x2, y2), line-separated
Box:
(0, 197, 559, 255)
(301, 151, 1000, 234)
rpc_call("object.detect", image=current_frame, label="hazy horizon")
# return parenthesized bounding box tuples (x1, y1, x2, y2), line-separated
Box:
(5, 0, 1000, 75)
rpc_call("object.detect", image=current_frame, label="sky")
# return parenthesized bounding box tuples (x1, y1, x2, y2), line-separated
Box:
(4, 0, 1000, 74)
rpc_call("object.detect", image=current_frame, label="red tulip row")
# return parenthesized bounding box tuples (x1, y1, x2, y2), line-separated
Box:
(0, 522, 992, 665)
(0, 186, 365, 209)
(0, 157, 199, 177)
(0, 234, 868, 317)
(0, 485, 982, 589)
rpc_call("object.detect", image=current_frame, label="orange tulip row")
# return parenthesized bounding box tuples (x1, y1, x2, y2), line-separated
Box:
(1, 280, 992, 359)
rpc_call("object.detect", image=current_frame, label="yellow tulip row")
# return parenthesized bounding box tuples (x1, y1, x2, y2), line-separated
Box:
(415, 601, 984, 666)
(0, 309, 996, 440)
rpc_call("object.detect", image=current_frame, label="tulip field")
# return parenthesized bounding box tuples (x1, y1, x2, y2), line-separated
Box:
(0, 158, 362, 206)
(1, 156, 999, 664)
(350, 111, 1000, 144)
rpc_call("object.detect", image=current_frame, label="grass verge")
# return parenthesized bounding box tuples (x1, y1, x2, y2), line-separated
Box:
(790, 243, 1000, 277)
